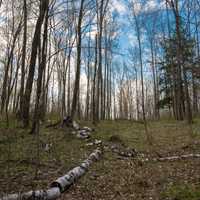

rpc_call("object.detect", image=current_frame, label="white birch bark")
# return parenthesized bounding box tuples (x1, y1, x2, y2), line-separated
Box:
(1, 149, 102, 200)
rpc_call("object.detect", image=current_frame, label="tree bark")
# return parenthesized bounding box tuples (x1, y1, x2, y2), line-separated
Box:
(22, 0, 49, 127)
(71, 0, 85, 119)
(19, 0, 27, 119)
(31, 2, 49, 134)
(1, 20, 22, 114)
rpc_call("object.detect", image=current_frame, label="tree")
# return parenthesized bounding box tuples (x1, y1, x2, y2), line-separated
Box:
(19, 0, 27, 120)
(131, 3, 146, 124)
(160, 30, 195, 122)
(22, 0, 49, 127)
(95, 0, 109, 122)
(31, 0, 49, 134)
(166, 0, 193, 123)
(1, 16, 23, 114)
(71, 0, 85, 119)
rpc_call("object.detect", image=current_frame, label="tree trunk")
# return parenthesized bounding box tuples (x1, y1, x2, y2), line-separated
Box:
(1, 20, 22, 114)
(31, 2, 49, 134)
(172, 0, 192, 123)
(71, 0, 85, 119)
(19, 0, 27, 119)
(92, 35, 98, 124)
(22, 0, 48, 127)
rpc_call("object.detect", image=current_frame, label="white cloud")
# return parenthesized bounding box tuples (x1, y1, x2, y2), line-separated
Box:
(85, 29, 97, 40)
(145, 0, 165, 12)
(130, 0, 165, 15)
(127, 34, 138, 45)
(146, 0, 157, 11)
(111, 0, 126, 14)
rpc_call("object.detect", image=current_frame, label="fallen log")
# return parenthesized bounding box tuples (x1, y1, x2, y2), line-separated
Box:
(152, 153, 200, 162)
(86, 139, 102, 146)
(141, 153, 200, 162)
(46, 116, 73, 129)
(0, 188, 61, 200)
(46, 116, 94, 139)
(108, 141, 137, 158)
(51, 149, 102, 192)
(0, 149, 102, 200)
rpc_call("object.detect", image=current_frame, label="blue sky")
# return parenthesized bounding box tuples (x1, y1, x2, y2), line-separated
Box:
(110, 0, 168, 78)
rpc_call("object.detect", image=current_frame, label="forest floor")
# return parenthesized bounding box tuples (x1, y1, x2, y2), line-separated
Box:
(1, 118, 200, 199)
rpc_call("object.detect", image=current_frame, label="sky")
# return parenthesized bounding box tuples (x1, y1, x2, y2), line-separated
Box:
(109, 0, 165, 64)
(111, 0, 131, 56)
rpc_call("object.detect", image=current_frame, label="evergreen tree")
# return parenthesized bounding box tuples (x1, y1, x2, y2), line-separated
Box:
(159, 31, 195, 119)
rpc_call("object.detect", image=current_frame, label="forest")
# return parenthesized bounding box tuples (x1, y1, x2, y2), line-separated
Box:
(0, 0, 200, 199)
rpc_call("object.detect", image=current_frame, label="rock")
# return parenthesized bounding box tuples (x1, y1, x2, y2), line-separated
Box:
(77, 130, 90, 139)
(82, 127, 94, 132)
(73, 121, 80, 130)
(86, 140, 102, 146)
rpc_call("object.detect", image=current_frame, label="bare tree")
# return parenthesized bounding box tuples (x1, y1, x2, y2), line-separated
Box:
(71, 0, 85, 119)
(19, 0, 27, 119)
(22, 0, 49, 127)
(31, 0, 49, 134)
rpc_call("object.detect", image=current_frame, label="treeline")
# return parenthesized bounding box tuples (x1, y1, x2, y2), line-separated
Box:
(119, 0, 200, 123)
(0, 0, 200, 131)
(0, 0, 117, 132)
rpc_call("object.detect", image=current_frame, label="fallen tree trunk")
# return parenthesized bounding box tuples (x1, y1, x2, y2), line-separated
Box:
(46, 117, 94, 139)
(51, 149, 102, 192)
(142, 153, 200, 162)
(0, 149, 102, 200)
(0, 188, 61, 200)
(153, 153, 200, 162)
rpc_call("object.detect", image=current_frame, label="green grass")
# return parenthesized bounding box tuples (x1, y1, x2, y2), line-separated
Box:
(91, 120, 147, 150)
